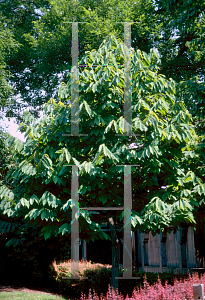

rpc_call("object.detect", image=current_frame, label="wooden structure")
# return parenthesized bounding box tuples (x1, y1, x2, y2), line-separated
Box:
(135, 227, 196, 274)
(79, 223, 203, 274)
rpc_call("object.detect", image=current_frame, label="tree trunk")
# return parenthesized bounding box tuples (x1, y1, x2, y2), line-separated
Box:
(108, 215, 120, 295)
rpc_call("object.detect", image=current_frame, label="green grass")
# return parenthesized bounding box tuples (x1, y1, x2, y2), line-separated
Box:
(0, 292, 68, 300)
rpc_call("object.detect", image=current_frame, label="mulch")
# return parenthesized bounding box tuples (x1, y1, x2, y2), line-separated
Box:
(0, 285, 57, 295)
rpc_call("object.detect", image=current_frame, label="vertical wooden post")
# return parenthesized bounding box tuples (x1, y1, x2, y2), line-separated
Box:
(193, 284, 204, 300)
(82, 240, 87, 262)
(108, 215, 120, 294)
(132, 230, 136, 270)
(158, 232, 162, 273)
(141, 233, 145, 272)
(187, 227, 196, 267)
(176, 229, 182, 273)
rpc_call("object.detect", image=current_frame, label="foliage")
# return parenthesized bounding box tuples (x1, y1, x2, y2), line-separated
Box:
(0, 0, 158, 121)
(79, 272, 205, 300)
(0, 36, 204, 240)
(153, 2, 205, 222)
(0, 0, 204, 293)
(49, 259, 113, 298)
(0, 215, 73, 286)
(154, 0, 205, 123)
(0, 36, 204, 292)
(0, 129, 73, 289)
(0, 124, 17, 186)
(0, 0, 204, 147)
(0, 13, 19, 114)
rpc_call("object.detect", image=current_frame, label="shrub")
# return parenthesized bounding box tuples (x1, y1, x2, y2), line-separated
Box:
(49, 259, 193, 299)
(48, 259, 113, 298)
(79, 272, 205, 300)
(49, 259, 205, 300)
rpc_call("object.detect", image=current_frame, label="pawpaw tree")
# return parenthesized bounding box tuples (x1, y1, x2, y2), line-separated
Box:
(0, 36, 204, 292)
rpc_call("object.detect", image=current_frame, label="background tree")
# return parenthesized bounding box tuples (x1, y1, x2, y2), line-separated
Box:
(1, 37, 204, 292)
(154, 0, 205, 122)
(0, 13, 19, 115)
(153, 0, 205, 262)
(0, 0, 157, 121)
(1, 0, 204, 138)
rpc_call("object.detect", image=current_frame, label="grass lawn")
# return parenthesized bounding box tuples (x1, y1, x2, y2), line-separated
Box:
(0, 292, 68, 299)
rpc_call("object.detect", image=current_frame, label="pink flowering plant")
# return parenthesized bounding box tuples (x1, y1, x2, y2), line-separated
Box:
(49, 259, 205, 299)
(79, 272, 205, 300)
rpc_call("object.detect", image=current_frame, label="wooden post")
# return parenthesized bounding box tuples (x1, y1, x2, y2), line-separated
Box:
(108, 215, 120, 294)
(82, 240, 87, 262)
(132, 230, 136, 270)
(193, 284, 204, 300)
(158, 232, 162, 273)
(176, 229, 182, 273)
(187, 227, 196, 267)
(141, 233, 145, 272)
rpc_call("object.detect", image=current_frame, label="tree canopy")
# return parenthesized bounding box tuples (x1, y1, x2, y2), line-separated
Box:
(0, 34, 205, 291)
(0, 13, 19, 114)
(1, 36, 204, 239)
(0, 0, 204, 146)
(0, 0, 204, 293)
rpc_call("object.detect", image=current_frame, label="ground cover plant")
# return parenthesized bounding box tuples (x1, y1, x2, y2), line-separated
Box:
(78, 272, 205, 300)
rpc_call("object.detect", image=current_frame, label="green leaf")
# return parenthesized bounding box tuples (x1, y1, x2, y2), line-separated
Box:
(47, 193, 59, 208)
(99, 144, 119, 162)
(58, 166, 67, 176)
(145, 146, 151, 158)
(28, 208, 39, 220)
(99, 194, 107, 205)
(84, 100, 93, 117)
(59, 223, 70, 235)
(92, 83, 97, 93)
(84, 162, 95, 174)
(20, 198, 30, 209)
(132, 213, 143, 226)
(49, 147, 54, 158)
(149, 145, 154, 155)
(63, 148, 71, 164)
(44, 229, 52, 240)
(72, 157, 80, 167)
(6, 239, 15, 247)
(105, 120, 114, 134)
(53, 175, 58, 184)
(61, 199, 72, 212)
(134, 118, 148, 132)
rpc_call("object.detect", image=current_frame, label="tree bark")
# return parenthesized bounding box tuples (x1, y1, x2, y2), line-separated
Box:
(108, 215, 120, 295)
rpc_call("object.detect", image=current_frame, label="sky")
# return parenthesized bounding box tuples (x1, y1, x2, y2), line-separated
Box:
(0, 117, 26, 142)
(0, 108, 44, 142)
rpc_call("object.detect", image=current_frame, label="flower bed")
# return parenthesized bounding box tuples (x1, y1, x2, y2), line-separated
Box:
(79, 272, 205, 300)
(49, 260, 205, 300)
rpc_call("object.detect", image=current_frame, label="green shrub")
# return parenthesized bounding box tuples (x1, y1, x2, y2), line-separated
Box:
(49, 259, 189, 299)
(49, 259, 113, 298)
(80, 265, 112, 298)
